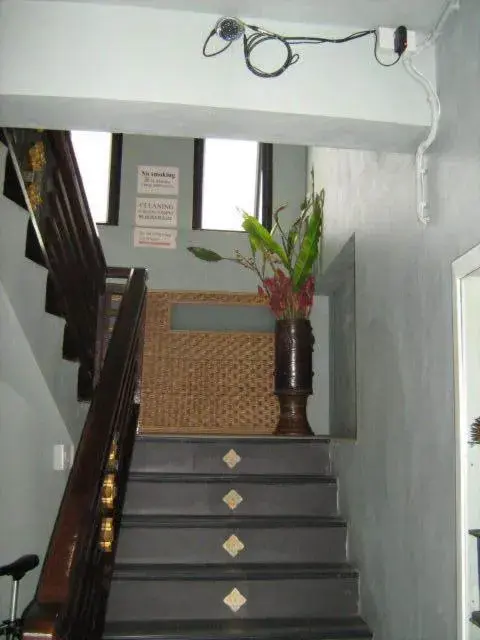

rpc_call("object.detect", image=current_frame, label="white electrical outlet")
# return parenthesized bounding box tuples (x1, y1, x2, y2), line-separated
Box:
(53, 444, 75, 471)
(377, 27, 416, 54)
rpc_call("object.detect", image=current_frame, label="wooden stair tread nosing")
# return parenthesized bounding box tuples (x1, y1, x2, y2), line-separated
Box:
(135, 435, 331, 444)
(120, 514, 347, 529)
(111, 563, 358, 581)
(103, 616, 371, 640)
(128, 472, 336, 485)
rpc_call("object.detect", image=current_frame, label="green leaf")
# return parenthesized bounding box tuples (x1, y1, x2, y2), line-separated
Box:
(286, 216, 302, 258)
(292, 189, 324, 289)
(242, 214, 289, 269)
(187, 247, 225, 262)
(286, 197, 314, 260)
(272, 205, 290, 261)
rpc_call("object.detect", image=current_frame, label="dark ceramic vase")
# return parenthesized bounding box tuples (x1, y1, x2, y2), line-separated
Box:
(274, 319, 314, 436)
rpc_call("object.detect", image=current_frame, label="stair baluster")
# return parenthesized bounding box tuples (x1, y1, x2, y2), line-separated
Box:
(21, 268, 147, 640)
(2, 128, 109, 396)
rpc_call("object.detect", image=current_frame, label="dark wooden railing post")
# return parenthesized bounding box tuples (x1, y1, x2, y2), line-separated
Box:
(2, 128, 148, 640)
(22, 268, 148, 640)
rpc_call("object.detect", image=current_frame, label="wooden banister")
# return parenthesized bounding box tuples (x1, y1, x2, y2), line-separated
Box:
(107, 266, 132, 279)
(2, 128, 108, 393)
(23, 267, 148, 640)
(2, 127, 148, 640)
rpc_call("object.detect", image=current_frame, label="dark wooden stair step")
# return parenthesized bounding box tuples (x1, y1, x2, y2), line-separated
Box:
(120, 514, 347, 528)
(116, 516, 348, 565)
(103, 617, 372, 640)
(112, 563, 358, 581)
(131, 436, 331, 476)
(107, 563, 359, 621)
(135, 436, 330, 443)
(124, 473, 338, 517)
(127, 472, 336, 484)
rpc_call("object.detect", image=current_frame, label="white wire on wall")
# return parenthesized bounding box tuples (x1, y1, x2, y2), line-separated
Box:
(402, 0, 460, 225)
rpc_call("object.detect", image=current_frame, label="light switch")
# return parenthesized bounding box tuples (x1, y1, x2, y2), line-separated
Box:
(53, 444, 68, 471)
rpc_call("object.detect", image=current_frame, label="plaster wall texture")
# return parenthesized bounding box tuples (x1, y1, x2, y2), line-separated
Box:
(0, 281, 72, 616)
(0, 1, 433, 125)
(0, 2, 434, 151)
(308, 1, 480, 637)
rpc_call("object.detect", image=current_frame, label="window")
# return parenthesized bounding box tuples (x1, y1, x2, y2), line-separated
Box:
(192, 138, 273, 231)
(70, 130, 122, 225)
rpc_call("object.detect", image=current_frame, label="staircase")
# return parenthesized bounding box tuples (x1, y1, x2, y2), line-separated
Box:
(104, 436, 371, 640)
(2, 128, 372, 640)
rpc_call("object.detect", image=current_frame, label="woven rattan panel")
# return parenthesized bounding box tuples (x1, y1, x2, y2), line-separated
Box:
(139, 291, 278, 435)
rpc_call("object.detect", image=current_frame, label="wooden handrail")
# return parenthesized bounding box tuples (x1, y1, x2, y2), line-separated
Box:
(107, 266, 132, 279)
(23, 268, 148, 640)
(2, 128, 107, 392)
(2, 127, 148, 640)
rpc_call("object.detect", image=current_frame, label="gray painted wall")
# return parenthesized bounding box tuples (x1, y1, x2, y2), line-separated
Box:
(99, 135, 309, 291)
(0, 281, 72, 615)
(308, 1, 480, 637)
(317, 235, 356, 438)
(99, 135, 330, 434)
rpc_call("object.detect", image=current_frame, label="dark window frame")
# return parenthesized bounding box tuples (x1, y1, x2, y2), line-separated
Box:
(70, 131, 123, 226)
(103, 133, 123, 226)
(192, 138, 273, 231)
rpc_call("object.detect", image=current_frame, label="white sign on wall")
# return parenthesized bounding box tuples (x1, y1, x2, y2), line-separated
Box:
(135, 197, 178, 227)
(133, 227, 177, 249)
(137, 165, 179, 195)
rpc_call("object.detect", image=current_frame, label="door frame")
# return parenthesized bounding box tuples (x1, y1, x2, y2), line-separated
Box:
(452, 242, 480, 640)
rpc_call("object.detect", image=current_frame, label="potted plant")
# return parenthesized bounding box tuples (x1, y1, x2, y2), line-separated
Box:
(187, 174, 325, 436)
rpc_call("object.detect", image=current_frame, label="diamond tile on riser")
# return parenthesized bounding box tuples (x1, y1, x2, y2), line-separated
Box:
(123, 477, 338, 517)
(223, 449, 242, 470)
(222, 534, 245, 558)
(222, 489, 244, 511)
(223, 587, 247, 612)
(115, 518, 347, 565)
(130, 437, 331, 476)
(107, 575, 358, 621)
(105, 434, 371, 639)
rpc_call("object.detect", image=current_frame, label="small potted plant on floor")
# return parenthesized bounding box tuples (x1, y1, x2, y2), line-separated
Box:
(188, 174, 324, 436)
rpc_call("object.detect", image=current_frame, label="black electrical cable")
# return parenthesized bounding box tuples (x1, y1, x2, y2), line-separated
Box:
(203, 28, 235, 57)
(203, 20, 403, 77)
(242, 27, 300, 79)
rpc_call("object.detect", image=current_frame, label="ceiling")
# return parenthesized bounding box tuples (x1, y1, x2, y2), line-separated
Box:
(23, 0, 448, 30)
